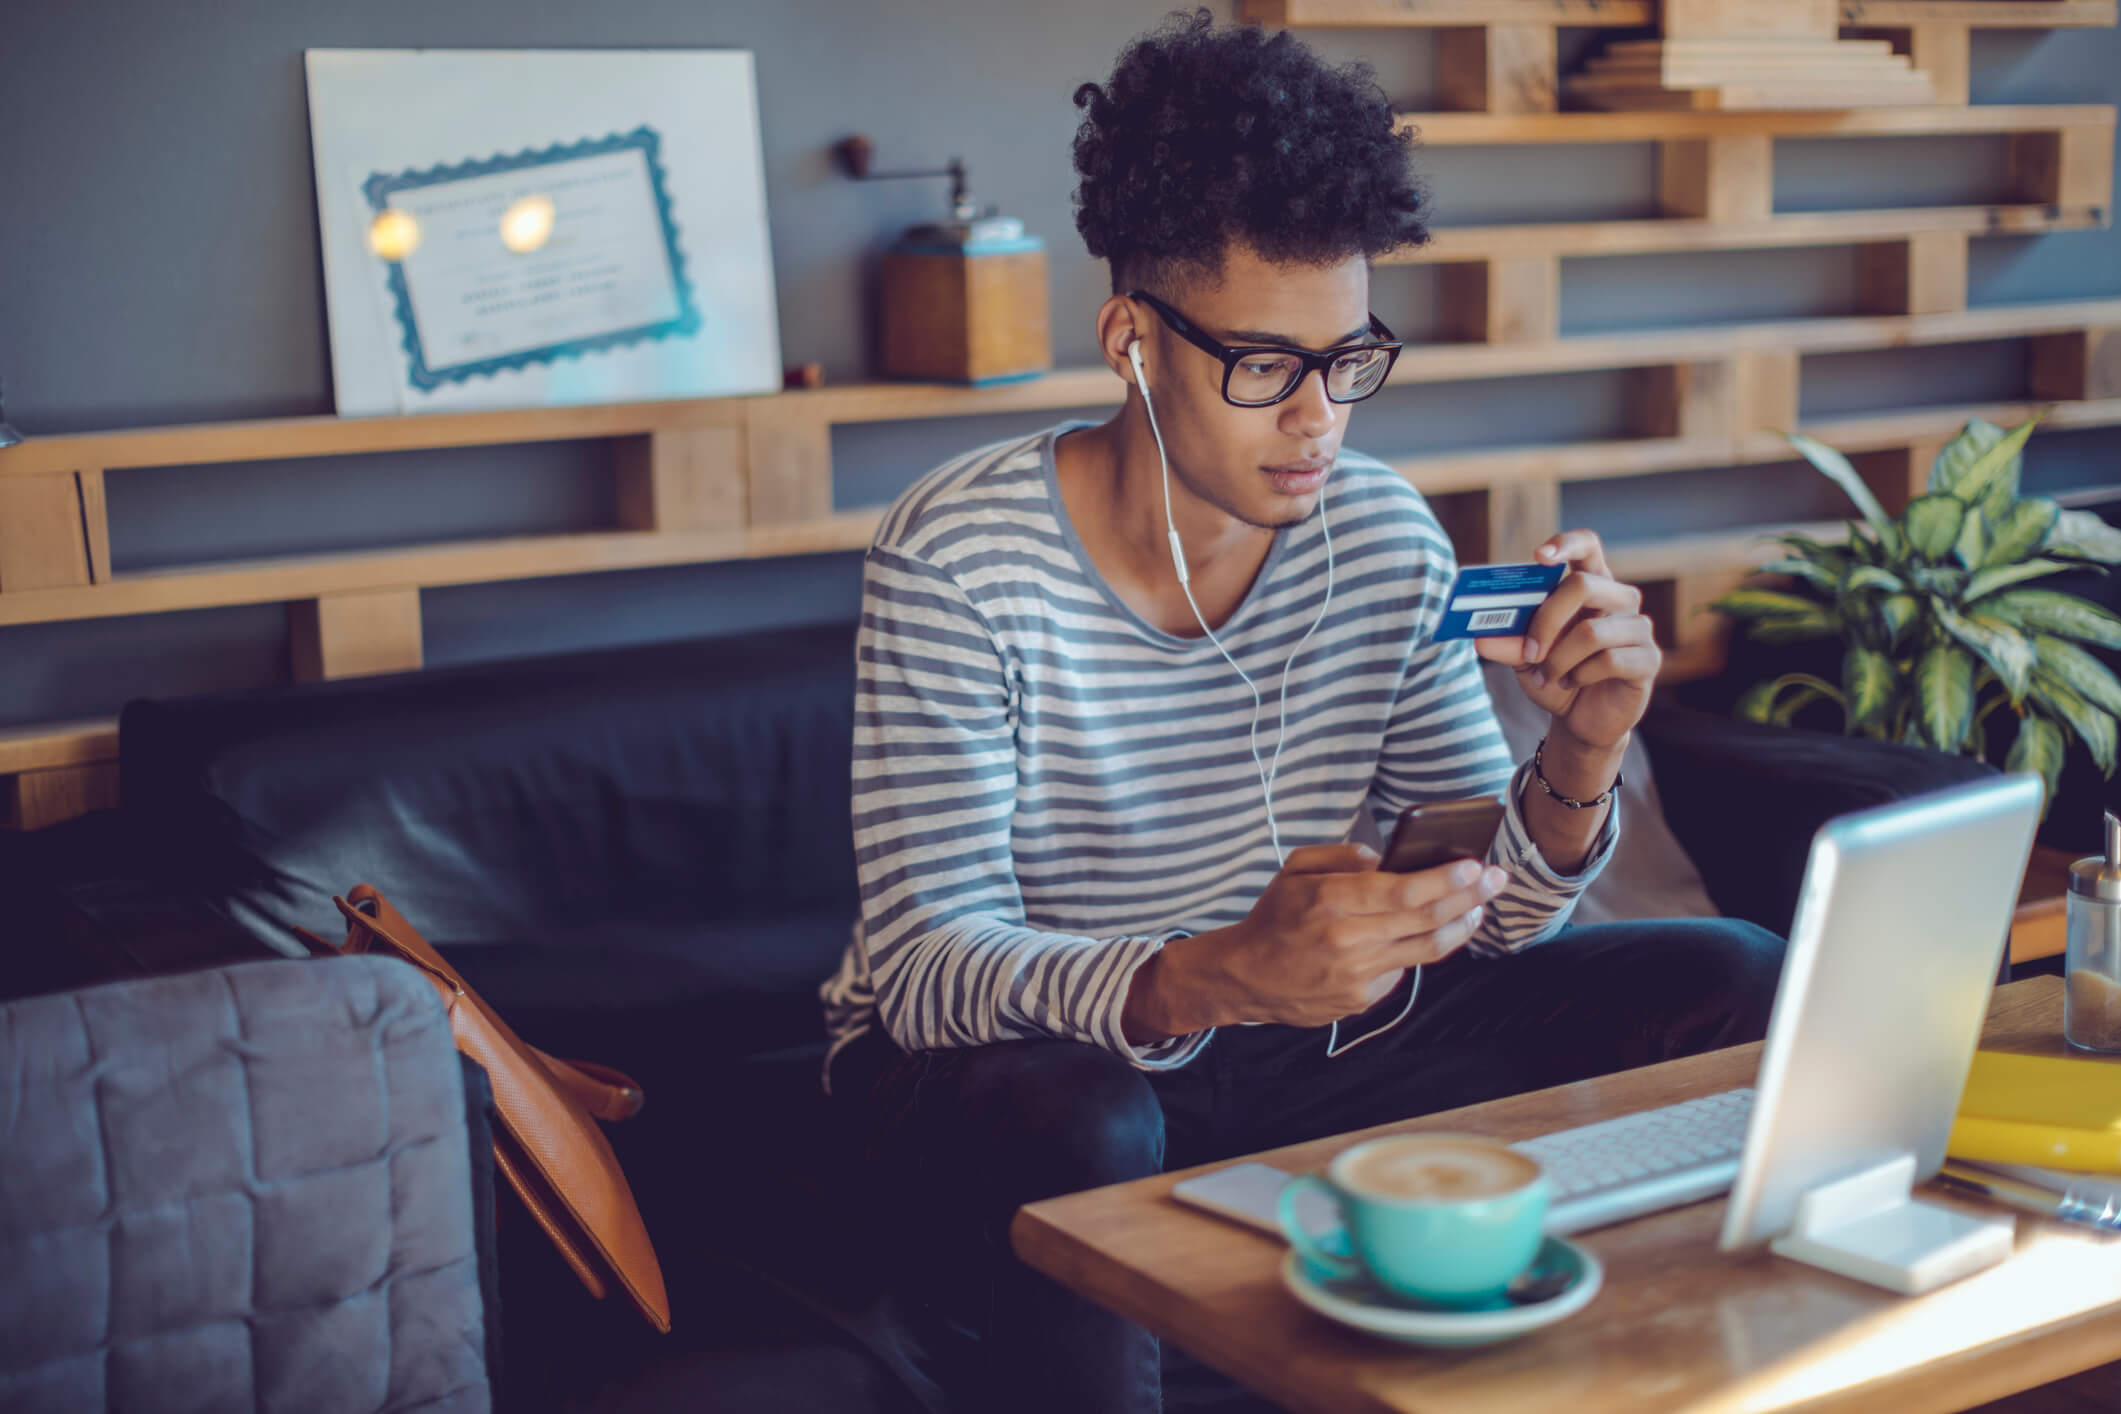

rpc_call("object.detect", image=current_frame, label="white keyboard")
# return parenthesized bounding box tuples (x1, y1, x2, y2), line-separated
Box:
(1514, 1087, 1756, 1235)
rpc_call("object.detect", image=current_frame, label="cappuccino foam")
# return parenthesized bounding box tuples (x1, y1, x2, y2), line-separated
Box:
(1342, 1138, 1537, 1201)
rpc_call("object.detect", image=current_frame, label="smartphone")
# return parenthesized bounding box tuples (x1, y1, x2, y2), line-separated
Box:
(1380, 796, 1506, 874)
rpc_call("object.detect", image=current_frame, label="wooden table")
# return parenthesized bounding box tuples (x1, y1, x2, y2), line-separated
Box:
(1013, 977, 2121, 1414)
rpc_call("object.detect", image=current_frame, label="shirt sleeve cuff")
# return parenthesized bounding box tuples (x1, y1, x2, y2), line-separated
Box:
(1094, 932, 1216, 1071)
(1497, 757, 1622, 891)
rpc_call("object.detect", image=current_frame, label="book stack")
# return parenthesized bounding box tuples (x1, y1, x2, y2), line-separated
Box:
(1936, 1049, 2121, 1231)
(1566, 37, 1935, 112)
(1951, 1049, 2121, 1170)
(1564, 0, 1935, 112)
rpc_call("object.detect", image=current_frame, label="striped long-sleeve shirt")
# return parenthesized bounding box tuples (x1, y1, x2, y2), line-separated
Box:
(819, 421, 1617, 1079)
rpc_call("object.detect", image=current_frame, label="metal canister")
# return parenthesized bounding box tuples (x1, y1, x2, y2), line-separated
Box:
(2065, 811, 2121, 1052)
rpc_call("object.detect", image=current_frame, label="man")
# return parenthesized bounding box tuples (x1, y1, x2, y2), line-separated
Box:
(820, 12, 1785, 1411)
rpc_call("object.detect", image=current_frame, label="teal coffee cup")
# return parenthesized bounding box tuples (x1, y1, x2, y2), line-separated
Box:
(1278, 1132, 1549, 1308)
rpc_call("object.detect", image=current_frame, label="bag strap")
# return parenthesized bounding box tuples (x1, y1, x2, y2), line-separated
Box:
(324, 892, 647, 1123)
(534, 1054, 646, 1122)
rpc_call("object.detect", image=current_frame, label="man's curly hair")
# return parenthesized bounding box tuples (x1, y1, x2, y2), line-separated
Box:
(1071, 9, 1428, 296)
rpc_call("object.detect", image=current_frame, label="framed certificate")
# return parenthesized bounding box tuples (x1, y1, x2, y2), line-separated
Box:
(364, 128, 701, 392)
(308, 50, 781, 416)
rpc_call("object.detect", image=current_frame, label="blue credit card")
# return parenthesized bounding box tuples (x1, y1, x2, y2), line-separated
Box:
(1434, 561, 1567, 641)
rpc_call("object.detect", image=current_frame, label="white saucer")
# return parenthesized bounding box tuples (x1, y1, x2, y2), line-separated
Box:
(1280, 1235, 1603, 1348)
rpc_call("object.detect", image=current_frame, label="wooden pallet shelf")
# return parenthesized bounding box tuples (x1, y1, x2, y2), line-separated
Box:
(5, 301, 2116, 631)
(1395, 396, 2121, 495)
(0, 719, 120, 776)
(0, 512, 886, 629)
(1399, 103, 2116, 142)
(1243, 3, 2113, 112)
(6, 7, 2112, 831)
(7, 395, 2119, 785)
(1404, 204, 2106, 263)
(10, 299, 2114, 486)
(1240, 1, 2114, 27)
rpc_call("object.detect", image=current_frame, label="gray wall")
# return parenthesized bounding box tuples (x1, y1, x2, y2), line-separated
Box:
(2, 2, 2118, 726)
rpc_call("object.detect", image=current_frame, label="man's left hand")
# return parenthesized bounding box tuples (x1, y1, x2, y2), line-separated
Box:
(1473, 530, 1659, 752)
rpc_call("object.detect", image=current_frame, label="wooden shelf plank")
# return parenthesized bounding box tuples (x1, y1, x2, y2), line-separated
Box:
(1388, 397, 2121, 495)
(0, 398, 750, 477)
(0, 370, 1127, 479)
(1847, 2, 2115, 24)
(1241, 0, 2113, 25)
(778, 368, 1123, 426)
(0, 718, 119, 774)
(1802, 396, 2121, 451)
(1395, 204, 2105, 263)
(1398, 104, 2114, 145)
(1605, 519, 1847, 581)
(1391, 438, 1732, 494)
(1606, 479, 2121, 583)
(7, 388, 2114, 633)
(1239, 0, 1651, 25)
(0, 511, 884, 628)
(1386, 297, 2121, 384)
(9, 303, 2120, 481)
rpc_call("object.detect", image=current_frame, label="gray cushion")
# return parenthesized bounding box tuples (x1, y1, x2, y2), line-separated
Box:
(0, 956, 489, 1413)
(1479, 660, 1721, 926)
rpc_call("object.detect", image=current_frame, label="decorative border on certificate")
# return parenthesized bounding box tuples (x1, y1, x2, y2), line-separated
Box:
(362, 127, 702, 391)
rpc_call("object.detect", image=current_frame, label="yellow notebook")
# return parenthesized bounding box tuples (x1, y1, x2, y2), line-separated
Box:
(1948, 1050, 2121, 1171)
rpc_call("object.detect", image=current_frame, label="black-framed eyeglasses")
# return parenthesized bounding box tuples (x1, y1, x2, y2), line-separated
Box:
(1127, 289, 1402, 408)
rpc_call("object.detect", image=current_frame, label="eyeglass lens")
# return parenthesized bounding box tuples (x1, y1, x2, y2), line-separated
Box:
(1228, 346, 1393, 406)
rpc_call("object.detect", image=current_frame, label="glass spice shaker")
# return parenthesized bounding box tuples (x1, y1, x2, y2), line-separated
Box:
(2066, 811, 2121, 1052)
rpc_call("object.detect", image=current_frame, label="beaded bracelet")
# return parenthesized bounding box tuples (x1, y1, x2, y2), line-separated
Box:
(1531, 736, 1622, 811)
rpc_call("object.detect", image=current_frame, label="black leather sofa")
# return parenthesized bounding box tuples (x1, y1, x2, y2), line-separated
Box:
(0, 620, 1997, 1411)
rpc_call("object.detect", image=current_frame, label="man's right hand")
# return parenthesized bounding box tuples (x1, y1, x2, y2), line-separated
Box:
(1121, 843, 1510, 1044)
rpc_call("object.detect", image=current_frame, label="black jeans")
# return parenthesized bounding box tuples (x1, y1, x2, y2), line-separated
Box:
(831, 917, 1787, 1414)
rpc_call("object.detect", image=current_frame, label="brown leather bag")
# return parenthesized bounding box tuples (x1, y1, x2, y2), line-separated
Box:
(310, 884, 671, 1333)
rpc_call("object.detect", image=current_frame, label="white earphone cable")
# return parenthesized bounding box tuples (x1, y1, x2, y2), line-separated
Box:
(1129, 340, 1411, 1056)
(1134, 340, 1294, 860)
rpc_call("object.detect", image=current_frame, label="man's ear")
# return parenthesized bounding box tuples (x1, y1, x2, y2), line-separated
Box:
(1097, 294, 1145, 386)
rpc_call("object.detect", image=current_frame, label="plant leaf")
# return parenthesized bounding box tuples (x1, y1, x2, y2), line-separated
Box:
(1936, 604, 2035, 702)
(1777, 532, 1851, 564)
(1988, 589, 2121, 650)
(1735, 672, 1845, 724)
(1771, 688, 1830, 727)
(1911, 565, 1966, 599)
(1751, 611, 1844, 643)
(1915, 643, 1975, 751)
(2047, 509, 2121, 565)
(1982, 497, 2061, 567)
(1954, 507, 1990, 569)
(2031, 673, 2119, 777)
(2006, 713, 2067, 813)
(2033, 634, 2121, 717)
(1712, 588, 1828, 621)
(1841, 522, 1882, 567)
(1904, 494, 1967, 561)
(1734, 679, 1779, 724)
(1929, 419, 2009, 496)
(1789, 433, 1896, 540)
(1879, 593, 1922, 649)
(1964, 558, 2076, 602)
(1843, 644, 1897, 733)
(1944, 413, 2041, 514)
(1758, 557, 1839, 591)
(1843, 566, 1907, 596)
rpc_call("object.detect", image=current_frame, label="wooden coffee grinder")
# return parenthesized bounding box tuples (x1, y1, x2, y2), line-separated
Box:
(835, 135, 1052, 386)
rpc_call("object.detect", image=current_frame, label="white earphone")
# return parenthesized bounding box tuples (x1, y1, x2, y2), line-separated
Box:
(1129, 336, 1410, 1056)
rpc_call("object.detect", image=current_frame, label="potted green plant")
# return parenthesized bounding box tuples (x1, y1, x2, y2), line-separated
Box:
(1713, 413, 2121, 814)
